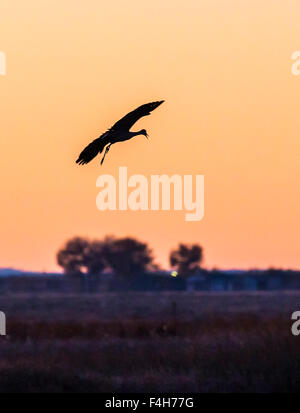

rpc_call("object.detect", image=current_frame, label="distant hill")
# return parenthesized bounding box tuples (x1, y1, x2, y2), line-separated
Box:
(222, 270, 247, 275)
(0, 268, 62, 277)
(0, 268, 24, 276)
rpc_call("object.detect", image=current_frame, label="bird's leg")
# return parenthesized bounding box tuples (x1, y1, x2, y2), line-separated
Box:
(101, 144, 112, 166)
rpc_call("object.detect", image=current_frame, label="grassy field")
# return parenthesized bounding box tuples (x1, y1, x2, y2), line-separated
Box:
(0, 291, 299, 393)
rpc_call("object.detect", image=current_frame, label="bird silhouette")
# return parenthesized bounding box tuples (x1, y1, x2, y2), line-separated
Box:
(76, 100, 164, 166)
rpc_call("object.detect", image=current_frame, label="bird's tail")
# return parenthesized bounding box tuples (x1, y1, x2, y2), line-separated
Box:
(76, 134, 109, 165)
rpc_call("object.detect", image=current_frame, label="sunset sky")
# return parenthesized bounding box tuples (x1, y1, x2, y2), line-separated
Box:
(1, 0, 300, 272)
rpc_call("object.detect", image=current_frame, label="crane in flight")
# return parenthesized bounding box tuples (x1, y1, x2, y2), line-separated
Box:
(76, 100, 164, 166)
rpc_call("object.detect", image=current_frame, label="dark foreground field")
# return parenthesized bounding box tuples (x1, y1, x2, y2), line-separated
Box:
(0, 292, 299, 393)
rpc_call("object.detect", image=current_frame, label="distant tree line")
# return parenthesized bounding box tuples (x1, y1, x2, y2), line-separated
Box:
(57, 236, 203, 279)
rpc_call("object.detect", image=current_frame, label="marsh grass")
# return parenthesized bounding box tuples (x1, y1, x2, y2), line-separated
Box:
(0, 292, 299, 392)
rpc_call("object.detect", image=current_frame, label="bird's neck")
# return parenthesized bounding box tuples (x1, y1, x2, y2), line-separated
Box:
(129, 130, 143, 137)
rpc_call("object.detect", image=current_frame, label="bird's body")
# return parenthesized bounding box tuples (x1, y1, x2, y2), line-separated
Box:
(76, 100, 164, 166)
(109, 130, 143, 144)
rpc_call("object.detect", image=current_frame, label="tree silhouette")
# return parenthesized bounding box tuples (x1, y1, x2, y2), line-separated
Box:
(57, 237, 106, 277)
(170, 243, 203, 277)
(57, 235, 155, 282)
(102, 236, 155, 278)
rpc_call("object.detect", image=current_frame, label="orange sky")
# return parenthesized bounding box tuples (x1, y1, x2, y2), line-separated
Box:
(1, 0, 300, 272)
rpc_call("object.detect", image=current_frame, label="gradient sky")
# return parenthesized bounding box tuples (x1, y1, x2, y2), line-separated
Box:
(1, 0, 300, 271)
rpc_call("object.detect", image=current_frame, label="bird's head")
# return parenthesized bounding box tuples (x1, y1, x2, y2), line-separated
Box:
(140, 129, 149, 139)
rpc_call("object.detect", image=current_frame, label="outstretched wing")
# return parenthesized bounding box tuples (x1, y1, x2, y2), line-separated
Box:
(76, 133, 110, 165)
(110, 100, 164, 132)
